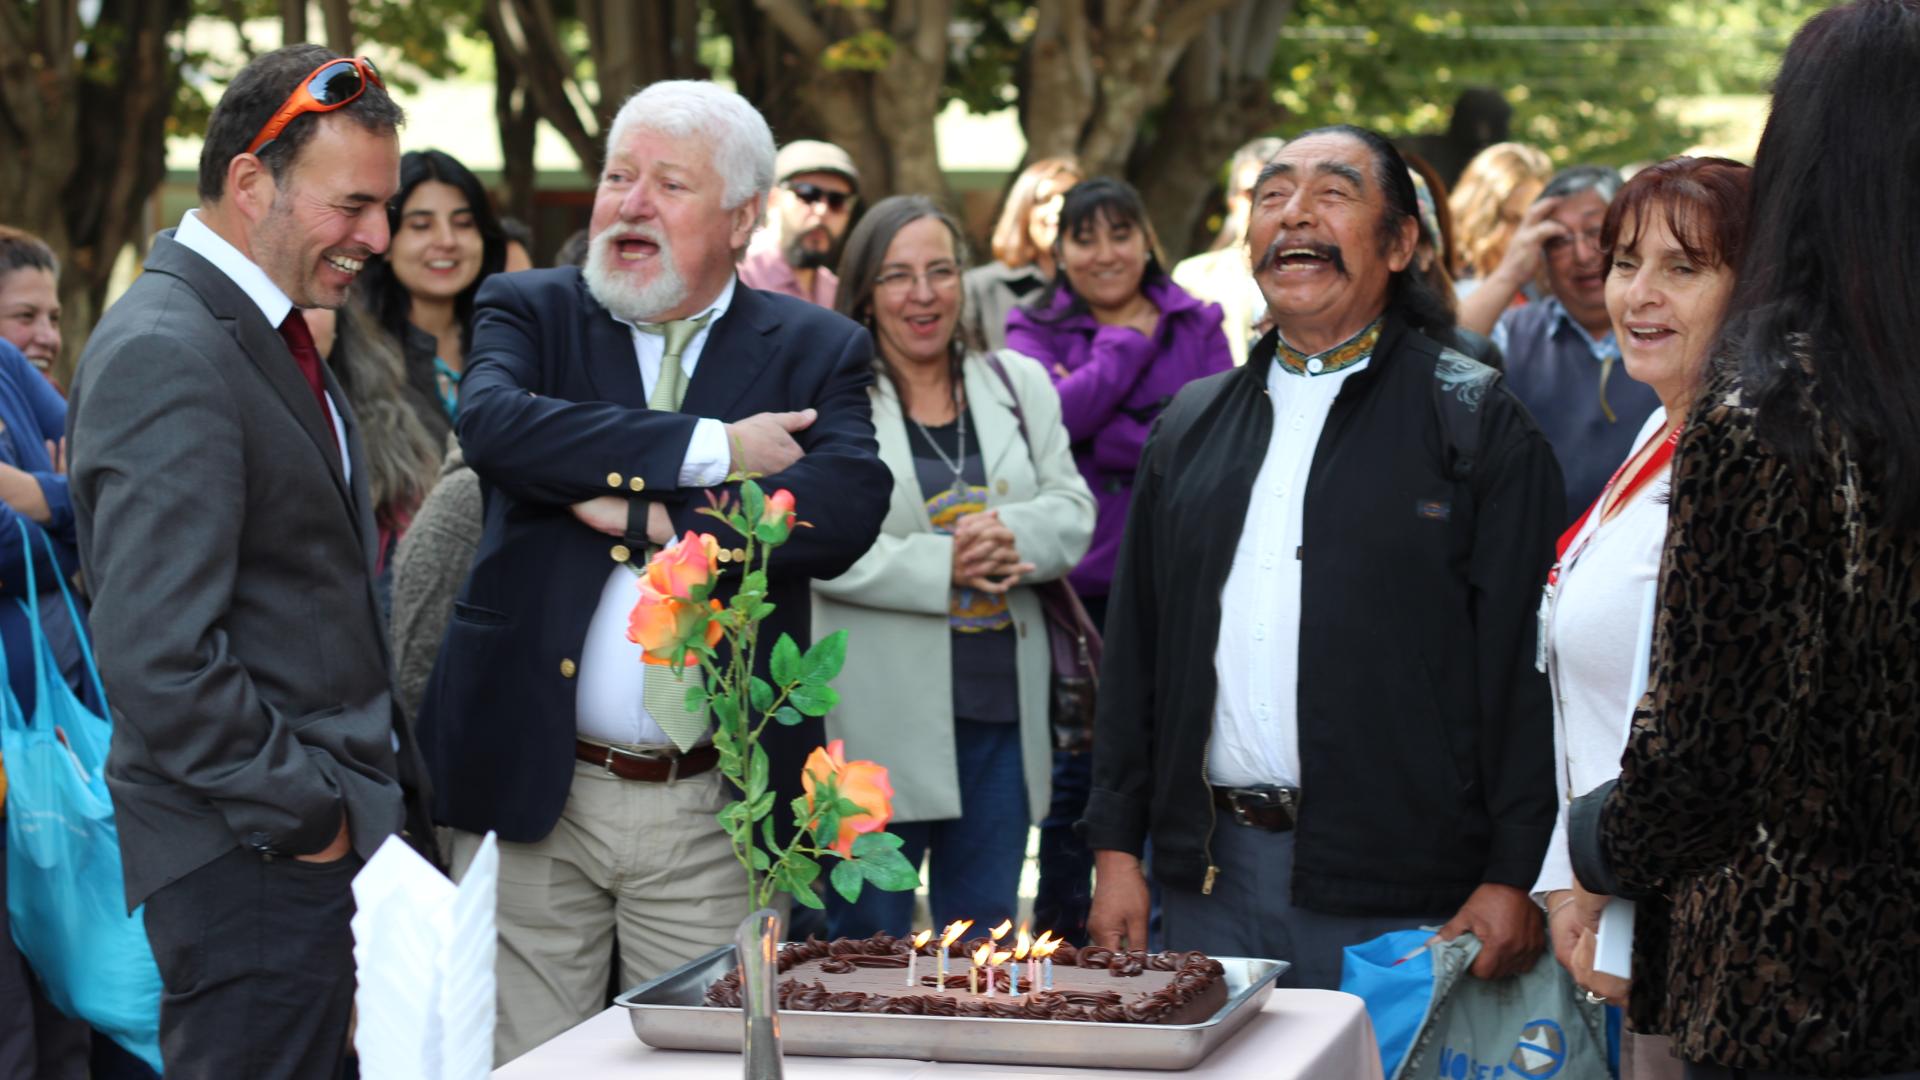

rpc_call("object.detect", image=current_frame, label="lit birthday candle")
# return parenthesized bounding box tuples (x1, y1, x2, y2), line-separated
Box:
(1034, 936, 1060, 990)
(907, 929, 933, 988)
(938, 920, 972, 991)
(987, 949, 1011, 997)
(971, 943, 990, 995)
(1011, 924, 1032, 995)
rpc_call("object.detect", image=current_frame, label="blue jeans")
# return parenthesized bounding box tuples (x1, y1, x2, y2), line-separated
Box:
(827, 718, 1028, 937)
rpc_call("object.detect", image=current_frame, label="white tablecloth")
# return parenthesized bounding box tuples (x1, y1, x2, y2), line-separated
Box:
(494, 990, 1385, 1079)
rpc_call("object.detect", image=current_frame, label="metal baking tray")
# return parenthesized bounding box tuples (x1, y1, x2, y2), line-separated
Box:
(616, 946, 1288, 1070)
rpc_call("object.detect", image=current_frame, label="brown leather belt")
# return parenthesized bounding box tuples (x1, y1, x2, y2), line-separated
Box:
(1212, 786, 1299, 832)
(575, 739, 719, 782)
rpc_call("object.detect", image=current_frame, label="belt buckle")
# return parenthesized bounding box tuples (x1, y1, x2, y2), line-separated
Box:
(1228, 787, 1296, 829)
(604, 743, 678, 783)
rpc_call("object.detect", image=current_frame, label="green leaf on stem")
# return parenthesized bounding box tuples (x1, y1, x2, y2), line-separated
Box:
(784, 852, 821, 887)
(728, 513, 751, 537)
(774, 706, 803, 727)
(686, 684, 711, 714)
(718, 800, 749, 833)
(801, 630, 849, 685)
(711, 695, 741, 729)
(761, 812, 779, 853)
(771, 634, 802, 686)
(748, 677, 774, 714)
(789, 683, 840, 717)
(855, 848, 921, 891)
(835, 796, 868, 819)
(752, 603, 777, 620)
(850, 831, 905, 857)
(749, 847, 770, 871)
(788, 879, 826, 909)
(746, 744, 769, 802)
(790, 795, 814, 829)
(816, 807, 841, 853)
(830, 858, 865, 903)
(748, 790, 776, 821)
(754, 520, 787, 544)
(741, 480, 766, 527)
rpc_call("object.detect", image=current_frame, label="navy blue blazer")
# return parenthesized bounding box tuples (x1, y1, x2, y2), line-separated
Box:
(419, 269, 892, 842)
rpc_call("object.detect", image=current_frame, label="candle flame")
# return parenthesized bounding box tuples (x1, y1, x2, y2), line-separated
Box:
(911, 929, 934, 949)
(1013, 925, 1033, 960)
(1032, 938, 1061, 959)
(1033, 930, 1057, 951)
(972, 943, 992, 965)
(989, 918, 1012, 940)
(941, 920, 974, 948)
(990, 949, 1012, 966)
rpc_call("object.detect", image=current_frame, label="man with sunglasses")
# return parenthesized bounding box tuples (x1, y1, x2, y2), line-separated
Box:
(738, 139, 861, 308)
(66, 45, 435, 1079)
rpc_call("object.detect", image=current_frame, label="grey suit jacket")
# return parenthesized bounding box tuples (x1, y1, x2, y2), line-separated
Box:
(67, 231, 433, 910)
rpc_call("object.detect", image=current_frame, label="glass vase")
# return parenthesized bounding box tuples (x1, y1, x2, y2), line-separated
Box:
(734, 906, 784, 1080)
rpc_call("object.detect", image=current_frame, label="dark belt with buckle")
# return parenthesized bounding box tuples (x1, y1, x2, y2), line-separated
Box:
(1212, 786, 1299, 832)
(574, 739, 719, 783)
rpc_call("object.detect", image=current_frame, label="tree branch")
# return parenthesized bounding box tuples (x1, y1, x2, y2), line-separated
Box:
(754, 0, 831, 60)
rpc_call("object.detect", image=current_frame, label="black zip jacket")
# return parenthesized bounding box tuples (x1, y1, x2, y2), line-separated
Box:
(1080, 315, 1563, 916)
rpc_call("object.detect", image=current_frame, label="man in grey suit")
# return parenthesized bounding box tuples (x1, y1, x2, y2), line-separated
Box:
(66, 45, 433, 1079)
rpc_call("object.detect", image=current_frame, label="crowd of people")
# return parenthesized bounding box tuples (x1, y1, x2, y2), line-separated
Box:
(0, 1, 1916, 1076)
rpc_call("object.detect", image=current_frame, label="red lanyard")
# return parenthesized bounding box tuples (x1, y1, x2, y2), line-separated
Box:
(1549, 424, 1682, 585)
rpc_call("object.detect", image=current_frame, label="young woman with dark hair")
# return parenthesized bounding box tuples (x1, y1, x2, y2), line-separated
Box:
(1567, 3, 1920, 1076)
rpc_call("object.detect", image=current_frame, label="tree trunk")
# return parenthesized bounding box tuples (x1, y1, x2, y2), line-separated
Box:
(1130, 0, 1291, 261)
(0, 0, 189, 380)
(320, 0, 355, 54)
(486, 3, 539, 225)
(1015, 0, 1244, 180)
(280, 0, 307, 44)
(752, 0, 955, 206)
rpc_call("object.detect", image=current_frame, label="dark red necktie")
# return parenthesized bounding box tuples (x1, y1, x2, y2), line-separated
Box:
(276, 310, 333, 421)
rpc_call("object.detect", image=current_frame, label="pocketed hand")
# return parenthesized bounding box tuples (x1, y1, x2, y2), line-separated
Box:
(295, 813, 352, 864)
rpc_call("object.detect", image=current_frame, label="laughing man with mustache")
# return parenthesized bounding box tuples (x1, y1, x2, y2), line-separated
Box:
(1082, 126, 1565, 991)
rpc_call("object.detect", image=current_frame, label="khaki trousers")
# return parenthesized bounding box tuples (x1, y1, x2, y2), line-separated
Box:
(451, 759, 750, 1065)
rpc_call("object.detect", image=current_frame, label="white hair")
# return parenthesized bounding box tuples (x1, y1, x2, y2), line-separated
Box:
(603, 80, 776, 210)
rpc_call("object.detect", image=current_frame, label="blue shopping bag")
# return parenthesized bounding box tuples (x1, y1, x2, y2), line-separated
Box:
(3, 520, 163, 1072)
(1343, 927, 1612, 1080)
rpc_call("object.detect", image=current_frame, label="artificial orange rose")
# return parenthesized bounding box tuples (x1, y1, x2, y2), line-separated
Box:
(626, 578, 723, 667)
(760, 488, 798, 540)
(645, 531, 721, 600)
(800, 739, 895, 856)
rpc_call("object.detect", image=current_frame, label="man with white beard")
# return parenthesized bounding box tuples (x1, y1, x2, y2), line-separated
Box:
(416, 80, 891, 1065)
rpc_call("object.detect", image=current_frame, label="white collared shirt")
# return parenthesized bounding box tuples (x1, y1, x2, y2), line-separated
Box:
(172, 210, 352, 480)
(1207, 350, 1370, 788)
(574, 277, 736, 748)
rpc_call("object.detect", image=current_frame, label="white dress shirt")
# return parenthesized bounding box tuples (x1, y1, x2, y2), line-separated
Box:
(1208, 349, 1370, 788)
(1531, 408, 1670, 897)
(172, 210, 351, 478)
(574, 277, 736, 748)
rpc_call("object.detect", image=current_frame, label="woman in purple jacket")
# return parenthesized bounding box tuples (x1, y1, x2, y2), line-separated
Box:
(1004, 177, 1231, 946)
(1006, 178, 1233, 616)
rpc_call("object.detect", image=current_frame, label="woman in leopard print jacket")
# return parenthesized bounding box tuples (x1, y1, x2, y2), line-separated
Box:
(1568, 2, 1920, 1077)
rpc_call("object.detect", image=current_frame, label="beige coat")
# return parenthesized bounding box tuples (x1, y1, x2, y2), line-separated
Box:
(1172, 245, 1265, 367)
(812, 350, 1095, 824)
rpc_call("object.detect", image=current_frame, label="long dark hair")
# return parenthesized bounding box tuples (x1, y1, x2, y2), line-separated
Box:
(1723, 0, 1920, 529)
(1277, 125, 1457, 337)
(357, 149, 508, 357)
(833, 194, 971, 400)
(1026, 178, 1170, 325)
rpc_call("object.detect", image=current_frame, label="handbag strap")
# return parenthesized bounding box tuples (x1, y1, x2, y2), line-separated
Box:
(984, 350, 1035, 450)
(14, 518, 109, 715)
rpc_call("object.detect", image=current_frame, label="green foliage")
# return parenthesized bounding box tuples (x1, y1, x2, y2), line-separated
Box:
(1269, 0, 1826, 166)
(821, 29, 896, 73)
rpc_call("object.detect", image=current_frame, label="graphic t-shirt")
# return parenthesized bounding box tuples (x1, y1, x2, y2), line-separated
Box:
(906, 405, 1019, 724)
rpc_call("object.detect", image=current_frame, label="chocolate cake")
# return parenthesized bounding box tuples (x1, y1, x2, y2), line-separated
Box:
(705, 935, 1230, 1024)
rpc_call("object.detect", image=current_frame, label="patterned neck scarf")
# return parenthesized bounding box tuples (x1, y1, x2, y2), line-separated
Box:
(1275, 317, 1383, 376)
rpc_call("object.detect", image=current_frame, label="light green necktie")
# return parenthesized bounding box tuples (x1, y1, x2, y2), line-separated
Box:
(639, 311, 714, 751)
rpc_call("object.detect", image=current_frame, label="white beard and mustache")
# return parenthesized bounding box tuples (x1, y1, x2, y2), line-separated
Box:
(583, 223, 690, 322)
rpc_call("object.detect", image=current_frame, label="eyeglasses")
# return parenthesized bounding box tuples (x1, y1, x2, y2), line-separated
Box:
(786, 181, 854, 213)
(1544, 226, 1605, 256)
(874, 264, 961, 296)
(246, 57, 385, 156)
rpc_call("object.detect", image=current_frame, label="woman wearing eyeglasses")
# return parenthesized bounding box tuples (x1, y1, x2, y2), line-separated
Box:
(812, 195, 1094, 936)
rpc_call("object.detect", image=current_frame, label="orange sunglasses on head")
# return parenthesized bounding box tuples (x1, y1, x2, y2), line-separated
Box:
(246, 56, 384, 156)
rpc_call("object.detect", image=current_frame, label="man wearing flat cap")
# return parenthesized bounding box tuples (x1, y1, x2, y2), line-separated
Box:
(739, 139, 860, 307)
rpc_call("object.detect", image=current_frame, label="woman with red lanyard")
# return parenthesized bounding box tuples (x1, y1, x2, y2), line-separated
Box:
(1527, 156, 1751, 1080)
